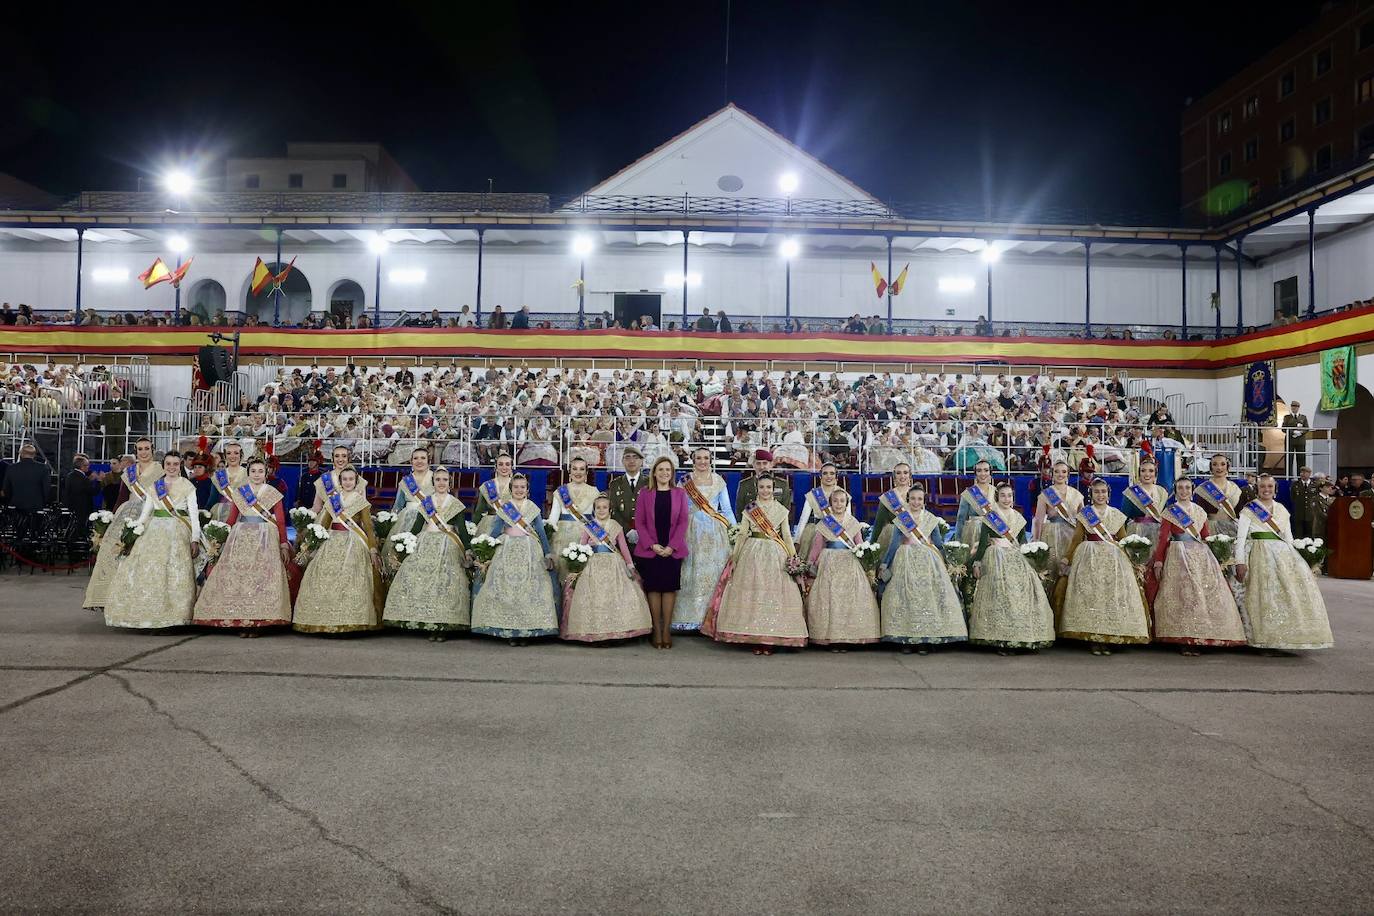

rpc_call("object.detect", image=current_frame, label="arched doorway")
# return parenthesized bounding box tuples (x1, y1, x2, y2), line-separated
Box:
(1336, 384, 1374, 474)
(243, 263, 312, 324)
(186, 279, 226, 324)
(327, 279, 367, 323)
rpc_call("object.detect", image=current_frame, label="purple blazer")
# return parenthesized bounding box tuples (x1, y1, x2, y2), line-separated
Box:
(633, 486, 690, 559)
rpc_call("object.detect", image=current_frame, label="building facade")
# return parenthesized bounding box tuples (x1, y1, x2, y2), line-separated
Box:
(223, 143, 419, 193)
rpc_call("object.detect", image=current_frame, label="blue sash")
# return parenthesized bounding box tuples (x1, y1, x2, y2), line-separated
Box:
(1081, 504, 1103, 528)
(154, 478, 169, 500)
(125, 464, 137, 486)
(968, 485, 991, 512)
(214, 468, 230, 492)
(1128, 484, 1155, 510)
(238, 483, 257, 505)
(982, 508, 1010, 537)
(403, 474, 421, 498)
(482, 479, 500, 507)
(321, 471, 336, 496)
(1198, 479, 1231, 514)
(328, 491, 343, 515)
(421, 494, 436, 515)
(810, 487, 831, 513)
(499, 500, 526, 527)
(820, 512, 851, 546)
(1244, 500, 1270, 523)
(1165, 503, 1196, 533)
(880, 489, 904, 516)
(1044, 486, 1063, 509)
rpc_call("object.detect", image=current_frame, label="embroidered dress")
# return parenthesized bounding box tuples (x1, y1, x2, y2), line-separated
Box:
(1146, 501, 1246, 647)
(83, 460, 161, 611)
(473, 475, 513, 537)
(1120, 481, 1169, 550)
(793, 485, 841, 559)
(879, 509, 967, 645)
(953, 483, 997, 550)
(804, 513, 880, 645)
(470, 498, 559, 638)
(382, 469, 434, 567)
(1235, 502, 1333, 650)
(704, 499, 807, 647)
(968, 509, 1055, 649)
(192, 483, 292, 628)
(673, 473, 735, 631)
(548, 481, 600, 580)
(293, 490, 382, 634)
(1057, 505, 1150, 645)
(382, 493, 472, 632)
(871, 486, 912, 558)
(562, 519, 652, 642)
(105, 476, 200, 629)
(1195, 477, 1241, 540)
(1034, 484, 1083, 601)
(209, 465, 249, 522)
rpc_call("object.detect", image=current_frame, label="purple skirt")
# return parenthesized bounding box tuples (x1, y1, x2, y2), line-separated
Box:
(635, 554, 682, 592)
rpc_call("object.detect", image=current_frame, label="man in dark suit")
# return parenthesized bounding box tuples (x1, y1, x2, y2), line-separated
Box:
(2, 443, 49, 510)
(735, 449, 792, 518)
(63, 454, 98, 522)
(607, 445, 649, 545)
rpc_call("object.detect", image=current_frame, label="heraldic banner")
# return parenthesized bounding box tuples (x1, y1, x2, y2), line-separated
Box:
(1242, 359, 1277, 425)
(1319, 345, 1357, 411)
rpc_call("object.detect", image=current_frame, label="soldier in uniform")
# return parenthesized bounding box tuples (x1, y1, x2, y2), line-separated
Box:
(1289, 465, 1317, 540)
(1311, 477, 1336, 543)
(1281, 402, 1309, 477)
(607, 444, 649, 545)
(735, 449, 793, 519)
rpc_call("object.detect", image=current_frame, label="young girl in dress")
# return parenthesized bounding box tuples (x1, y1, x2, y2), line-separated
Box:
(803, 488, 880, 650)
(105, 452, 202, 630)
(879, 486, 967, 653)
(968, 483, 1055, 653)
(562, 494, 652, 643)
(294, 466, 383, 634)
(382, 466, 472, 640)
(471, 474, 559, 645)
(1056, 478, 1151, 655)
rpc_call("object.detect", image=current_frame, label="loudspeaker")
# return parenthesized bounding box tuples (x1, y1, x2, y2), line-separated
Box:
(197, 346, 235, 386)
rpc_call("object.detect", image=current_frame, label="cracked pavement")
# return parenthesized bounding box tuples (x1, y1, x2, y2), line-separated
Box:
(2, 574, 1372, 914)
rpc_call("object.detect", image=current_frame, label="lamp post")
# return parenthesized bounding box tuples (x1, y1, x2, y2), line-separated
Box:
(168, 234, 189, 325)
(73, 228, 85, 326)
(368, 232, 388, 326)
(779, 237, 800, 320)
(572, 234, 594, 329)
(982, 243, 1001, 327)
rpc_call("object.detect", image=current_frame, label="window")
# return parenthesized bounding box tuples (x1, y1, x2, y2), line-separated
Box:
(332, 173, 347, 189)
(1360, 74, 1374, 103)
(1279, 164, 1295, 186)
(1360, 20, 1374, 51)
(244, 174, 260, 189)
(1243, 95, 1260, 119)
(1244, 137, 1259, 162)
(1274, 276, 1299, 320)
(1218, 152, 1232, 176)
(1280, 117, 1297, 142)
(1280, 69, 1296, 98)
(1315, 144, 1333, 172)
(288, 173, 303, 189)
(1314, 46, 1333, 77)
(1315, 97, 1333, 124)
(1216, 110, 1232, 134)
(1359, 122, 1374, 157)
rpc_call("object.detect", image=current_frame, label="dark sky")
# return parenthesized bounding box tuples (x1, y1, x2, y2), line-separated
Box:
(1, 1, 1318, 221)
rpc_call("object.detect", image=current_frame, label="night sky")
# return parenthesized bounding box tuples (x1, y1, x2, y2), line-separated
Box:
(1, 1, 1317, 221)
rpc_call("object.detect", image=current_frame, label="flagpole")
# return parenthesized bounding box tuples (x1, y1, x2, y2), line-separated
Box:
(885, 235, 893, 333)
(174, 254, 182, 325)
(273, 228, 283, 327)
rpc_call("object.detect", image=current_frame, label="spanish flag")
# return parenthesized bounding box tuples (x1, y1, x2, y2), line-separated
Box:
(168, 257, 193, 288)
(138, 258, 172, 289)
(272, 256, 297, 290)
(890, 263, 909, 296)
(250, 257, 273, 296)
(870, 262, 887, 299)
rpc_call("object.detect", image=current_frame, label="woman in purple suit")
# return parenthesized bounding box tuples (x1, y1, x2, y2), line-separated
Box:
(634, 456, 690, 649)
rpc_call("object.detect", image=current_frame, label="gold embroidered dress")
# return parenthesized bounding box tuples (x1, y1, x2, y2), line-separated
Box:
(83, 460, 160, 611)
(209, 464, 249, 522)
(470, 497, 559, 638)
(193, 482, 292, 628)
(1057, 505, 1150, 645)
(1034, 484, 1083, 599)
(382, 468, 434, 567)
(673, 473, 735, 631)
(562, 519, 652, 642)
(1148, 501, 1246, 646)
(1235, 501, 1333, 650)
(293, 490, 382, 633)
(382, 493, 471, 632)
(705, 499, 807, 647)
(104, 476, 200, 629)
(804, 513, 881, 645)
(879, 509, 967, 645)
(1120, 481, 1169, 550)
(968, 509, 1055, 649)
(1196, 477, 1241, 540)
(548, 481, 600, 579)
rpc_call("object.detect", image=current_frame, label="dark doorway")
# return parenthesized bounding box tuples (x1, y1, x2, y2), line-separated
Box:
(614, 293, 661, 330)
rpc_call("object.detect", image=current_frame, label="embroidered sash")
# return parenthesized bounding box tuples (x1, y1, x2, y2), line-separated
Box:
(212, 467, 242, 501)
(419, 494, 465, 547)
(1198, 479, 1236, 518)
(966, 484, 993, 517)
(1043, 485, 1073, 523)
(1165, 502, 1203, 539)
(320, 471, 339, 501)
(1079, 504, 1118, 545)
(497, 499, 540, 540)
(558, 485, 615, 549)
(327, 491, 370, 547)
(154, 478, 192, 533)
(683, 477, 731, 528)
(980, 507, 1011, 538)
(236, 483, 277, 524)
(819, 513, 860, 550)
(1125, 483, 1163, 522)
(746, 503, 794, 557)
(1244, 500, 1283, 536)
(125, 464, 151, 501)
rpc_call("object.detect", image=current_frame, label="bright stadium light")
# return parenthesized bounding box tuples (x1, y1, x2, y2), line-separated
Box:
(981, 244, 1002, 264)
(368, 232, 389, 255)
(163, 169, 194, 195)
(571, 234, 595, 257)
(92, 268, 129, 283)
(389, 269, 426, 285)
(664, 271, 703, 287)
(778, 172, 800, 194)
(779, 237, 801, 259)
(938, 276, 976, 293)
(167, 235, 189, 254)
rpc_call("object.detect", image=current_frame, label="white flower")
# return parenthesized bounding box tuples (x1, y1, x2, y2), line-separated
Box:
(132, 524, 145, 536)
(943, 540, 967, 549)
(205, 520, 230, 532)
(1312, 538, 1324, 547)
(465, 521, 478, 536)
(1120, 534, 1152, 546)
(375, 511, 396, 523)
(1021, 541, 1050, 555)
(1204, 533, 1233, 543)
(124, 519, 139, 529)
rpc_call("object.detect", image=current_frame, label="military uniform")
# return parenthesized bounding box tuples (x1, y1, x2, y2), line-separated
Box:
(1289, 476, 1317, 540)
(1281, 412, 1309, 477)
(607, 469, 650, 541)
(735, 472, 793, 519)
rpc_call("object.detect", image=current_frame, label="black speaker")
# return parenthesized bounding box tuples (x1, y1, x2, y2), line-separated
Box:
(197, 346, 234, 386)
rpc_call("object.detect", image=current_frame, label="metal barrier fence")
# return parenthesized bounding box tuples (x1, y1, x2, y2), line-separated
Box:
(8, 404, 1332, 480)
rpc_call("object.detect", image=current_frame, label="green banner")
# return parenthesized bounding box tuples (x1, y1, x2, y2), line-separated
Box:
(1319, 345, 1357, 411)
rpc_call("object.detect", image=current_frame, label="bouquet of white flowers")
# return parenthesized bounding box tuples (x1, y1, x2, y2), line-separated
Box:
(850, 540, 883, 573)
(203, 519, 231, 551)
(295, 522, 330, 567)
(1291, 537, 1327, 572)
(119, 518, 145, 555)
(560, 543, 594, 582)
(727, 524, 742, 546)
(88, 509, 115, 547)
(289, 507, 315, 531)
(469, 533, 502, 566)
(943, 539, 972, 603)
(1204, 533, 1235, 567)
(1020, 540, 1053, 595)
(1119, 533, 1153, 568)
(372, 510, 397, 540)
(465, 520, 479, 537)
(386, 531, 420, 576)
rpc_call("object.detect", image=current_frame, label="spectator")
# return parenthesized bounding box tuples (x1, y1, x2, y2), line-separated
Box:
(716, 310, 732, 333)
(974, 315, 992, 337)
(511, 306, 530, 330)
(457, 304, 476, 327)
(489, 305, 507, 329)
(63, 453, 98, 522)
(695, 308, 716, 331)
(0, 302, 14, 326)
(2, 442, 48, 510)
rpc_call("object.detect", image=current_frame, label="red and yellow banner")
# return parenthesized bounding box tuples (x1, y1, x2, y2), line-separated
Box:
(3, 306, 1373, 369)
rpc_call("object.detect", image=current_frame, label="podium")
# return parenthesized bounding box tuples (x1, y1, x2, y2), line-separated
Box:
(1327, 497, 1373, 579)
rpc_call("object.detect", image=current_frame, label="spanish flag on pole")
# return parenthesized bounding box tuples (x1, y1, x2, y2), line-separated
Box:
(890, 263, 910, 296)
(870, 262, 887, 299)
(250, 257, 273, 296)
(168, 258, 193, 288)
(138, 258, 172, 289)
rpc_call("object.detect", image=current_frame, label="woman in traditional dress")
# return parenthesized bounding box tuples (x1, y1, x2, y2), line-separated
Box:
(471, 474, 559, 645)
(953, 459, 997, 548)
(294, 466, 383, 634)
(1032, 460, 1083, 607)
(381, 446, 435, 567)
(773, 420, 815, 470)
(1120, 456, 1168, 550)
(871, 462, 914, 557)
(1146, 477, 1247, 656)
(866, 427, 905, 473)
(208, 441, 249, 522)
(968, 483, 1055, 653)
(803, 488, 880, 649)
(382, 466, 472, 640)
(1056, 478, 1150, 655)
(879, 486, 966, 653)
(548, 457, 600, 580)
(1195, 453, 1241, 540)
(84, 436, 160, 612)
(563, 494, 652, 643)
(674, 448, 735, 632)
(517, 416, 559, 466)
(104, 452, 201, 629)
(633, 457, 690, 649)
(792, 462, 842, 558)
(902, 430, 944, 475)
(1234, 474, 1334, 653)
(192, 457, 292, 634)
(473, 452, 515, 536)
(703, 475, 807, 655)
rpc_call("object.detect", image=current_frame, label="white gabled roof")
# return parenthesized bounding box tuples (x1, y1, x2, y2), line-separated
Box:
(580, 104, 882, 203)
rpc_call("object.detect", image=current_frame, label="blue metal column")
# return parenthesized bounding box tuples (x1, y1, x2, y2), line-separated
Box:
(1083, 241, 1092, 337)
(475, 228, 484, 323)
(272, 228, 283, 326)
(1307, 208, 1317, 318)
(577, 258, 586, 329)
(1234, 237, 1244, 335)
(173, 254, 183, 325)
(1214, 244, 1223, 340)
(986, 255, 993, 324)
(73, 228, 84, 325)
(885, 235, 894, 333)
(682, 230, 689, 327)
(373, 251, 382, 326)
(784, 259, 791, 321)
(1179, 243, 1188, 338)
